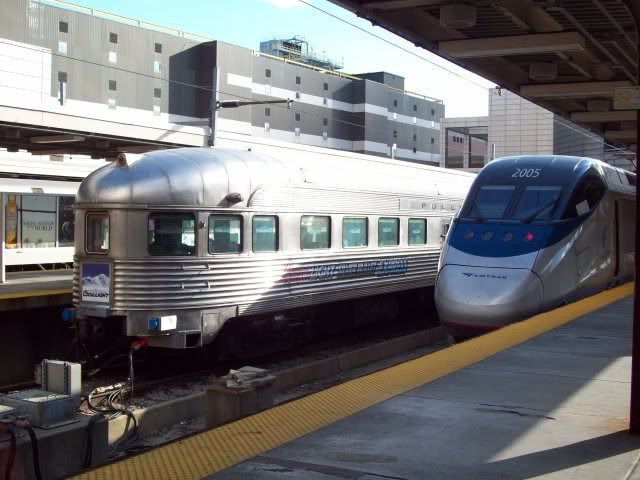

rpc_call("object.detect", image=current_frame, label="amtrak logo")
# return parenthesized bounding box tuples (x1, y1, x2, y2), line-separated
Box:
(462, 272, 507, 279)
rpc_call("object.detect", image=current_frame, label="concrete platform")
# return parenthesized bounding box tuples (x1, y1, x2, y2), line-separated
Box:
(0, 270, 72, 311)
(210, 296, 640, 480)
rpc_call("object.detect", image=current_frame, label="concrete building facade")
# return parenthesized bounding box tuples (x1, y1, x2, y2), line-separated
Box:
(168, 41, 444, 163)
(0, 0, 443, 164)
(440, 88, 634, 172)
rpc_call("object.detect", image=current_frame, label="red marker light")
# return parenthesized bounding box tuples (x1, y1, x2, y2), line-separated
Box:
(464, 230, 474, 240)
(523, 232, 535, 242)
(130, 338, 148, 350)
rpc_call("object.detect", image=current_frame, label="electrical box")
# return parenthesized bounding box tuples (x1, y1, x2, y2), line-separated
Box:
(0, 390, 74, 427)
(41, 359, 81, 399)
(0, 360, 81, 427)
(0, 404, 17, 420)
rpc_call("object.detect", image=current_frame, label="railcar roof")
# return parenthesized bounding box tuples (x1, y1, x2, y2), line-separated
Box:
(476, 155, 635, 194)
(76, 147, 475, 207)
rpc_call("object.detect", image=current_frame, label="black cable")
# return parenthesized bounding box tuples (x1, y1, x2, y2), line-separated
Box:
(85, 351, 128, 378)
(83, 414, 102, 469)
(85, 347, 139, 453)
(4, 427, 16, 480)
(23, 426, 42, 480)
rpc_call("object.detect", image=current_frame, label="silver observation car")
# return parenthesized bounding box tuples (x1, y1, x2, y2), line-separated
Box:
(73, 146, 474, 350)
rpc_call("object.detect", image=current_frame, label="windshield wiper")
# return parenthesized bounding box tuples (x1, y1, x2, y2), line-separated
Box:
(470, 199, 486, 222)
(523, 198, 558, 224)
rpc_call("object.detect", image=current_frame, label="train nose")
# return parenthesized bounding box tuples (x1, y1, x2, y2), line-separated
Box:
(435, 265, 543, 334)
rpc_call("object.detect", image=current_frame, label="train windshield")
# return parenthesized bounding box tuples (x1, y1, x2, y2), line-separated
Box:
(468, 185, 515, 220)
(463, 184, 563, 222)
(512, 186, 562, 222)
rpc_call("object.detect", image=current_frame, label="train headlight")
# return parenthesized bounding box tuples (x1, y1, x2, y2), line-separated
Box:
(503, 232, 513, 242)
(482, 231, 493, 241)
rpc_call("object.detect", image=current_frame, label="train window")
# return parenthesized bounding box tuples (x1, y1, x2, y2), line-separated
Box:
(561, 174, 606, 220)
(625, 172, 636, 186)
(466, 185, 515, 220)
(86, 212, 109, 254)
(148, 213, 195, 256)
(512, 186, 562, 222)
(408, 219, 427, 245)
(343, 217, 367, 248)
(378, 218, 399, 247)
(208, 215, 242, 254)
(301, 216, 330, 250)
(253, 216, 277, 253)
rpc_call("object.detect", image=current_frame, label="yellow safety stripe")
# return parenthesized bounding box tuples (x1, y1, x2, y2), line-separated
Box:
(73, 282, 633, 480)
(0, 288, 72, 301)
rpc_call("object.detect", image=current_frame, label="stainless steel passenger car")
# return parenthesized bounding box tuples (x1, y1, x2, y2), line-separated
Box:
(73, 145, 474, 349)
(435, 155, 635, 337)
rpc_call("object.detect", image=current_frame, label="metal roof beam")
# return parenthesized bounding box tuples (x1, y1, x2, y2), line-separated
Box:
(439, 32, 585, 59)
(30, 134, 85, 143)
(521, 81, 633, 99)
(546, 6, 636, 82)
(571, 110, 637, 122)
(361, 0, 442, 11)
(604, 130, 638, 142)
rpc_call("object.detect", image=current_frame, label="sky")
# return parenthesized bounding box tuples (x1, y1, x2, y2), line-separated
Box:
(61, 0, 493, 117)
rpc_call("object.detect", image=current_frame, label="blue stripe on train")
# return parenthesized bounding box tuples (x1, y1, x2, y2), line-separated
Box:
(449, 217, 583, 258)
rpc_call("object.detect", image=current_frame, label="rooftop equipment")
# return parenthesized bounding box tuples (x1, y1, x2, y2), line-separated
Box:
(259, 36, 343, 70)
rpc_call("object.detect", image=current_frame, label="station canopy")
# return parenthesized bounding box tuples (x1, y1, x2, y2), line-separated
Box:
(329, 0, 639, 153)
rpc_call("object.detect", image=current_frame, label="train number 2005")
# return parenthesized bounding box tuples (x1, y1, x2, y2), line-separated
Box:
(512, 168, 541, 178)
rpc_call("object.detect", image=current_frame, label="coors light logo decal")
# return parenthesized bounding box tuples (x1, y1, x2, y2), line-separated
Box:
(81, 263, 110, 303)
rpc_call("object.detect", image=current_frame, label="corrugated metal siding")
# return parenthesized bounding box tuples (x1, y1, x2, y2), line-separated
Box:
(73, 249, 439, 313)
(250, 185, 461, 213)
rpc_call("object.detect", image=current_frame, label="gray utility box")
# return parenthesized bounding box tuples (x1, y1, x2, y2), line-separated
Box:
(0, 404, 17, 420)
(1, 390, 75, 427)
(41, 360, 81, 398)
(0, 360, 81, 427)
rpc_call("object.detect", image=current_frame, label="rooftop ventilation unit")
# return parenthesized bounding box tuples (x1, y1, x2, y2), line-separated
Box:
(440, 5, 477, 29)
(529, 63, 558, 81)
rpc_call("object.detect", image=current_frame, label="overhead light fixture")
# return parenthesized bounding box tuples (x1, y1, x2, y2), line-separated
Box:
(30, 134, 85, 143)
(439, 32, 585, 58)
(440, 5, 477, 29)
